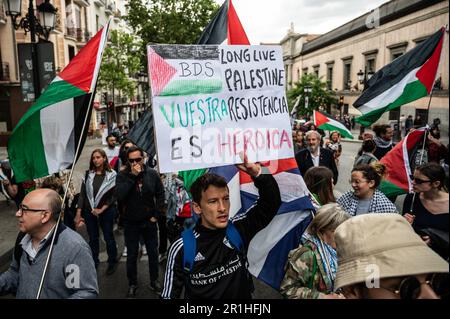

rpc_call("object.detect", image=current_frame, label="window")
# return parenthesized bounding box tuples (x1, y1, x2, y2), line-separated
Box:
(297, 68, 300, 82)
(343, 60, 352, 90)
(366, 58, 376, 74)
(389, 109, 400, 121)
(388, 42, 408, 62)
(326, 65, 333, 91)
(68, 45, 76, 61)
(302, 67, 308, 76)
(313, 65, 319, 77)
(96, 15, 99, 32)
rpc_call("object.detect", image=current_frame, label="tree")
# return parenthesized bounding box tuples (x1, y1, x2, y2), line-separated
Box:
(125, 0, 219, 67)
(97, 30, 142, 122)
(287, 74, 337, 118)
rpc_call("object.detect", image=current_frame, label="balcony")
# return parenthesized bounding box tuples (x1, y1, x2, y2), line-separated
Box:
(0, 62, 10, 82)
(65, 27, 77, 39)
(74, 0, 90, 7)
(104, 1, 113, 15)
(113, 9, 121, 22)
(0, 2, 6, 25)
(93, 0, 105, 7)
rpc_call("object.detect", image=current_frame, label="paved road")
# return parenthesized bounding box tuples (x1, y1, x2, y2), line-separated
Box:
(1, 137, 408, 299)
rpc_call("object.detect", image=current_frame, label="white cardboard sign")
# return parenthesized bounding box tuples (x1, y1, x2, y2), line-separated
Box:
(148, 45, 294, 173)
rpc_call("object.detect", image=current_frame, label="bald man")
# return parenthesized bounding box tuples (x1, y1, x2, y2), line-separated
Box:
(0, 189, 98, 299)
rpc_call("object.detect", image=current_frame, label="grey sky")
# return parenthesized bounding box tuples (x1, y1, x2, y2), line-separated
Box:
(216, 0, 389, 44)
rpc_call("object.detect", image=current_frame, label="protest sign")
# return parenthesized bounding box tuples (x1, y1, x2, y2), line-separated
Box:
(148, 45, 293, 173)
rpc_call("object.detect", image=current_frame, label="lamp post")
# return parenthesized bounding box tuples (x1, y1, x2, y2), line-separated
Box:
(357, 68, 375, 139)
(304, 85, 312, 119)
(5, 0, 57, 100)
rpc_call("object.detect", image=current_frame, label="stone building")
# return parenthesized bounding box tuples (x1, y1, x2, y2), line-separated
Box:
(281, 0, 449, 136)
(0, 0, 136, 146)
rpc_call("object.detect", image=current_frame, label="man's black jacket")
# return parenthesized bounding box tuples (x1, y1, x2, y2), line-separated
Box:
(295, 147, 338, 184)
(161, 172, 281, 299)
(116, 166, 165, 222)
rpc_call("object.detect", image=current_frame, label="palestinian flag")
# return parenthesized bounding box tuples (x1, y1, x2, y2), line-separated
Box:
(379, 127, 427, 197)
(197, 0, 249, 45)
(8, 20, 111, 183)
(354, 27, 445, 126)
(128, 0, 249, 163)
(177, 0, 250, 188)
(313, 110, 353, 139)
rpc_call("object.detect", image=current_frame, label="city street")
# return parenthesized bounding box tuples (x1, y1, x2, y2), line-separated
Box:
(0, 135, 373, 299)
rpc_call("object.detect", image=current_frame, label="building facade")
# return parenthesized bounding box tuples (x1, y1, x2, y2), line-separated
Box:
(0, 0, 138, 146)
(281, 0, 449, 135)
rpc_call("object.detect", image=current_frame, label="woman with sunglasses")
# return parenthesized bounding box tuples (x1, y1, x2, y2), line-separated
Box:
(337, 163, 398, 216)
(75, 149, 118, 274)
(403, 163, 449, 259)
(334, 214, 449, 299)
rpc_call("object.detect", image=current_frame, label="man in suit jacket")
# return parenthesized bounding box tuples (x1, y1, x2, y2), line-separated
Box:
(295, 130, 338, 184)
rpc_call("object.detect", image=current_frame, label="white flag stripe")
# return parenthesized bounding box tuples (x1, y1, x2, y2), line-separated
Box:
(240, 171, 309, 202)
(358, 67, 419, 114)
(228, 172, 242, 218)
(91, 19, 111, 92)
(327, 117, 352, 134)
(247, 210, 311, 276)
(41, 98, 75, 173)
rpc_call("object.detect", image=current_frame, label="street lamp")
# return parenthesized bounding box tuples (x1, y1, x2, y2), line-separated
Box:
(5, 0, 57, 41)
(6, 0, 57, 101)
(357, 68, 374, 87)
(304, 85, 312, 119)
(356, 68, 375, 139)
(303, 85, 312, 117)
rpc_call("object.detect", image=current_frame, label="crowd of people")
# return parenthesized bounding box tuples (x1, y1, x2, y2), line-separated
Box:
(0, 118, 448, 299)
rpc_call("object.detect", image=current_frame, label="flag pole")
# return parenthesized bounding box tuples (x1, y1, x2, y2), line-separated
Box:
(36, 20, 112, 299)
(36, 91, 97, 299)
(408, 26, 446, 215)
(408, 86, 436, 215)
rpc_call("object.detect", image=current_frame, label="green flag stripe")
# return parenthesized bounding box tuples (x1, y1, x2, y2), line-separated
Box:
(159, 79, 222, 97)
(13, 80, 86, 132)
(379, 180, 407, 198)
(356, 80, 427, 126)
(317, 123, 353, 139)
(8, 111, 48, 182)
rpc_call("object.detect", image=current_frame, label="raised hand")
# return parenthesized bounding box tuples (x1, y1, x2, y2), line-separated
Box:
(236, 151, 261, 177)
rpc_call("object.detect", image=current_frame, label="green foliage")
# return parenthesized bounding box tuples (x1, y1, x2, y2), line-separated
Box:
(287, 74, 337, 117)
(97, 30, 142, 99)
(125, 0, 220, 67)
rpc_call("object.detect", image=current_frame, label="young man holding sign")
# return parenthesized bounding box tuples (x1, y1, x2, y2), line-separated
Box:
(161, 155, 281, 299)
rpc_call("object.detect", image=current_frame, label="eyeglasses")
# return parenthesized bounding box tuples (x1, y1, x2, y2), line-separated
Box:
(379, 273, 449, 299)
(410, 175, 432, 184)
(17, 204, 47, 215)
(128, 157, 143, 164)
(349, 179, 368, 185)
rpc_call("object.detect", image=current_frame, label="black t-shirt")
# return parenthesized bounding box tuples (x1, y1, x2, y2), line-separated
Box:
(403, 193, 449, 233)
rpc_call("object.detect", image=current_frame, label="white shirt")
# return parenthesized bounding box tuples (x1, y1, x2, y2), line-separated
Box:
(311, 147, 320, 167)
(20, 225, 56, 259)
(103, 146, 120, 163)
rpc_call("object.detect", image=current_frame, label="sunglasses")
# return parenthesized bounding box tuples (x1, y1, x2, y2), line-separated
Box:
(128, 157, 143, 164)
(380, 273, 449, 299)
(410, 175, 432, 184)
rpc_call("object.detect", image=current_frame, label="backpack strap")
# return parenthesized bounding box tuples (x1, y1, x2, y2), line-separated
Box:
(225, 222, 243, 252)
(13, 231, 26, 270)
(181, 228, 196, 273)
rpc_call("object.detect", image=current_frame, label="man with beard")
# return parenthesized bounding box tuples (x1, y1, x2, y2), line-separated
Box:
(372, 124, 395, 160)
(295, 130, 338, 184)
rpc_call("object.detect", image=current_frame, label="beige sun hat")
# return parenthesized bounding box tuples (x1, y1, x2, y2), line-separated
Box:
(334, 214, 449, 289)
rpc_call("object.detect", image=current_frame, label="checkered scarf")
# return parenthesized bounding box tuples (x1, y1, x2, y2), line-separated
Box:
(337, 189, 399, 216)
